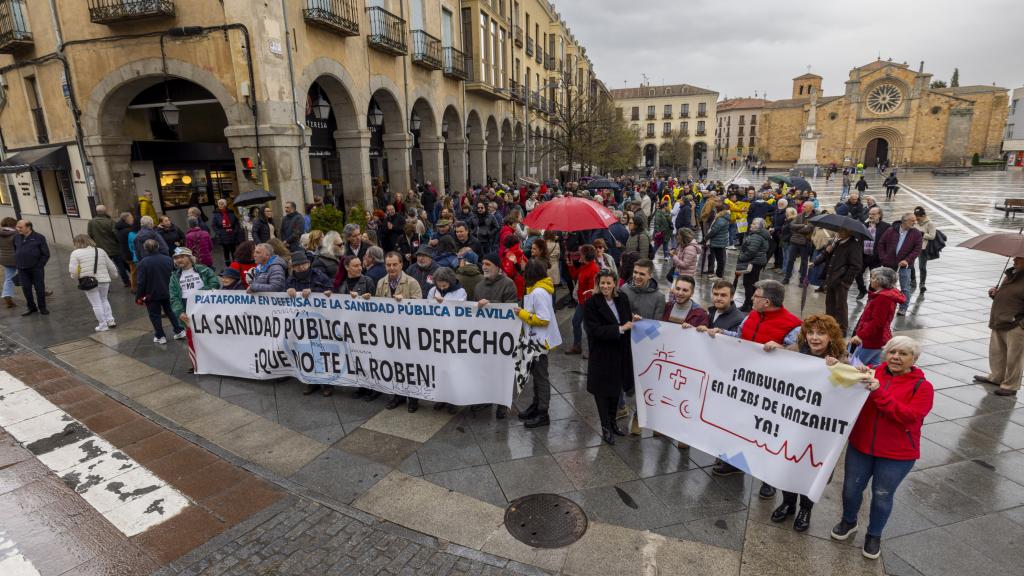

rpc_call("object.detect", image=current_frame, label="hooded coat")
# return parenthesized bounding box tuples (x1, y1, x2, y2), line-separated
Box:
(853, 288, 906, 348)
(848, 364, 933, 461)
(518, 278, 561, 349)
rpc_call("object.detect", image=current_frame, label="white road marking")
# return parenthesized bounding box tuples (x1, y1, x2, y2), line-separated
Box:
(0, 532, 41, 576)
(898, 182, 993, 235)
(0, 371, 189, 537)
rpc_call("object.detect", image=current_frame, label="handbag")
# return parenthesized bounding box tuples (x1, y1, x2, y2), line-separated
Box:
(77, 247, 99, 291)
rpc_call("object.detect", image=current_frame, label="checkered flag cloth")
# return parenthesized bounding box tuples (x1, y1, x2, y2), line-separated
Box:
(513, 330, 546, 394)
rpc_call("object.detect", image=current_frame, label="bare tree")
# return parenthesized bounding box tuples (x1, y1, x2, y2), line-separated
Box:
(659, 130, 691, 176)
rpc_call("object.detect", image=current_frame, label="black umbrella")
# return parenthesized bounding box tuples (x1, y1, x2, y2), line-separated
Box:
(233, 189, 277, 207)
(791, 177, 812, 192)
(583, 178, 621, 191)
(809, 213, 870, 240)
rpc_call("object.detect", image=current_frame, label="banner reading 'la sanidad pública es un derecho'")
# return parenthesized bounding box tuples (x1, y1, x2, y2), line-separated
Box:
(188, 291, 523, 407)
(632, 321, 869, 501)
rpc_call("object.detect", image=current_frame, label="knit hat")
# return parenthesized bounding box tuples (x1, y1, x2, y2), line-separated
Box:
(481, 252, 501, 267)
(290, 251, 309, 265)
(415, 245, 435, 258)
(219, 268, 240, 280)
(460, 251, 479, 265)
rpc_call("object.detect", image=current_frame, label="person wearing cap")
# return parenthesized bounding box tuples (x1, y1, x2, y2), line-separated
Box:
(377, 251, 424, 412)
(169, 246, 218, 369)
(456, 249, 483, 296)
(285, 251, 332, 300)
(407, 244, 439, 295)
(135, 239, 185, 344)
(218, 267, 244, 290)
(247, 242, 288, 293)
(472, 252, 519, 418)
(429, 218, 454, 247)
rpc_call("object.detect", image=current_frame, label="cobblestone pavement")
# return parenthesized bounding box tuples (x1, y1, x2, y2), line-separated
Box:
(161, 497, 529, 576)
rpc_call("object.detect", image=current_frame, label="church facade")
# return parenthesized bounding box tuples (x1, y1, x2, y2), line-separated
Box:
(760, 60, 1008, 167)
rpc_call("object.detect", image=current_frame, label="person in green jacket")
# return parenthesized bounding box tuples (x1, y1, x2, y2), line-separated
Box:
(652, 202, 673, 258)
(87, 205, 129, 286)
(169, 247, 219, 372)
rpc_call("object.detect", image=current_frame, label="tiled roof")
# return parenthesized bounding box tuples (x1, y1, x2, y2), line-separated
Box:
(932, 85, 1007, 95)
(717, 98, 769, 111)
(793, 73, 822, 80)
(854, 60, 909, 74)
(610, 83, 718, 99)
(765, 96, 842, 109)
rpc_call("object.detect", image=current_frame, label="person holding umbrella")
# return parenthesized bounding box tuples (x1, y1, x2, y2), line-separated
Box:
(962, 231, 1024, 396)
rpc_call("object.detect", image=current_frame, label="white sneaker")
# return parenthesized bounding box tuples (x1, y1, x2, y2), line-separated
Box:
(153, 336, 167, 344)
(95, 324, 109, 332)
(107, 320, 117, 328)
(173, 330, 187, 340)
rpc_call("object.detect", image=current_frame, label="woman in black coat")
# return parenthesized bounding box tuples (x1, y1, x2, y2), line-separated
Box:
(583, 268, 635, 445)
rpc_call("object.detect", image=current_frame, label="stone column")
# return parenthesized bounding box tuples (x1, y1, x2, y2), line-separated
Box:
(446, 137, 468, 195)
(487, 141, 503, 183)
(502, 144, 515, 183)
(225, 124, 307, 210)
(515, 144, 526, 182)
(468, 141, 487, 187)
(418, 136, 446, 194)
(382, 133, 411, 195)
(335, 128, 373, 211)
(82, 136, 133, 213)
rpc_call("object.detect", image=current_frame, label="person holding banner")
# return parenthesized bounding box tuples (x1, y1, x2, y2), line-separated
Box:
(832, 336, 933, 560)
(513, 260, 560, 429)
(473, 253, 519, 419)
(377, 251, 424, 412)
(583, 268, 634, 445)
(169, 247, 218, 372)
(763, 314, 848, 532)
(247, 243, 288, 293)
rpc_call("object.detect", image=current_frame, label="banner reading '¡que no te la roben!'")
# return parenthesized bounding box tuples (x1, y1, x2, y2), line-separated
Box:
(187, 291, 523, 407)
(632, 321, 869, 501)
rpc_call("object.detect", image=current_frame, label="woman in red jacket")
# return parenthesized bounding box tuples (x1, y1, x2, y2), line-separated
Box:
(502, 235, 527, 299)
(831, 336, 933, 560)
(565, 244, 599, 355)
(849, 267, 905, 366)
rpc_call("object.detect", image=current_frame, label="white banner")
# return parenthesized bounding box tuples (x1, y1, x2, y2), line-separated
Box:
(631, 321, 869, 501)
(188, 292, 522, 406)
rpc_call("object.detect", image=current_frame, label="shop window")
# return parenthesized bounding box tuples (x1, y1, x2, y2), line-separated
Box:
(158, 168, 236, 212)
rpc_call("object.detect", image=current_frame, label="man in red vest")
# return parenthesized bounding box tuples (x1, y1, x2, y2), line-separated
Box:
(700, 278, 802, 498)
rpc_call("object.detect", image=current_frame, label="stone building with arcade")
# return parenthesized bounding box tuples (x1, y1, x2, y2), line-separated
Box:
(759, 60, 1008, 169)
(0, 0, 599, 244)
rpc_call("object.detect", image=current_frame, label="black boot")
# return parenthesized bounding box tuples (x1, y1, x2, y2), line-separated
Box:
(407, 398, 419, 413)
(793, 508, 811, 532)
(524, 413, 550, 429)
(385, 396, 405, 410)
(495, 405, 508, 419)
(759, 483, 777, 499)
(518, 404, 539, 421)
(601, 427, 616, 445)
(770, 503, 794, 523)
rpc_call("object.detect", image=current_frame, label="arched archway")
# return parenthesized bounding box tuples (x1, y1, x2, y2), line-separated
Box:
(693, 142, 708, 170)
(485, 116, 500, 183)
(441, 105, 465, 193)
(643, 144, 657, 170)
(864, 138, 889, 167)
(514, 122, 525, 184)
(501, 119, 514, 183)
(410, 98, 439, 189)
(306, 74, 361, 210)
(83, 58, 244, 216)
(368, 87, 408, 200)
(466, 110, 485, 187)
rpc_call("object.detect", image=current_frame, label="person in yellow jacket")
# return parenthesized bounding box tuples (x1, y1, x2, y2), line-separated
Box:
(137, 191, 158, 223)
(513, 260, 560, 429)
(725, 191, 749, 247)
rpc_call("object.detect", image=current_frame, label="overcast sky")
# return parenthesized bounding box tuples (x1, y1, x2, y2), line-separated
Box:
(555, 0, 1023, 100)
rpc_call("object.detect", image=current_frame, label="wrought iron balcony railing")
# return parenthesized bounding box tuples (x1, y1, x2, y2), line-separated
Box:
(411, 30, 442, 70)
(442, 46, 468, 80)
(513, 24, 523, 47)
(544, 54, 555, 71)
(303, 0, 359, 37)
(525, 37, 534, 57)
(88, 0, 175, 24)
(0, 0, 32, 53)
(534, 40, 542, 63)
(366, 6, 406, 55)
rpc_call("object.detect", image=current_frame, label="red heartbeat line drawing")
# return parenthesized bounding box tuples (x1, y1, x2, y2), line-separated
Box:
(640, 353, 823, 468)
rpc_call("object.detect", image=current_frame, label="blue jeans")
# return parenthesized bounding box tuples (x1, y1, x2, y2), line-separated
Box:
(840, 184, 850, 201)
(572, 302, 585, 347)
(783, 243, 811, 282)
(1, 265, 16, 298)
(841, 445, 915, 537)
(728, 222, 737, 246)
(897, 266, 912, 312)
(852, 347, 882, 366)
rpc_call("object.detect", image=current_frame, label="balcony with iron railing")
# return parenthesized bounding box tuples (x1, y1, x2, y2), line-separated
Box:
(646, 113, 655, 120)
(366, 6, 406, 55)
(544, 54, 555, 71)
(303, 0, 359, 37)
(510, 81, 527, 103)
(662, 130, 672, 137)
(88, 0, 175, 24)
(442, 46, 467, 80)
(513, 24, 523, 47)
(534, 41, 542, 63)
(680, 112, 689, 118)
(663, 113, 673, 120)
(0, 0, 32, 53)
(525, 37, 534, 57)
(539, 95, 547, 114)
(696, 130, 706, 136)
(697, 111, 707, 117)
(530, 91, 540, 110)
(645, 132, 656, 139)
(411, 30, 442, 70)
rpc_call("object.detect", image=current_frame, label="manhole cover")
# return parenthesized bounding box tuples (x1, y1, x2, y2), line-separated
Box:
(504, 493, 588, 548)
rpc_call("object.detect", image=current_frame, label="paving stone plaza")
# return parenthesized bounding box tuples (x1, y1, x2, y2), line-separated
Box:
(1, 168, 1023, 575)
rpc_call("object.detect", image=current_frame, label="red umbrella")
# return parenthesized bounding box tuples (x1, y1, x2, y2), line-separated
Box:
(521, 196, 618, 232)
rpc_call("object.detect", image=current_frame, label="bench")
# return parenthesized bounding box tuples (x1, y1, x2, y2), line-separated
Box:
(931, 167, 971, 176)
(994, 199, 1024, 218)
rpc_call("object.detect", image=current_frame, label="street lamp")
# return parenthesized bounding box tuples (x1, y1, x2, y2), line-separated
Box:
(441, 118, 449, 137)
(312, 90, 331, 121)
(368, 101, 384, 128)
(410, 112, 421, 133)
(160, 100, 181, 129)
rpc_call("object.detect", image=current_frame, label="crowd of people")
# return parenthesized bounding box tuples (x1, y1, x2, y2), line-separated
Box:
(1, 169, 1022, 562)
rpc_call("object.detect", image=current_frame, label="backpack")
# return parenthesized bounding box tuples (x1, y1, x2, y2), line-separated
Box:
(924, 229, 946, 260)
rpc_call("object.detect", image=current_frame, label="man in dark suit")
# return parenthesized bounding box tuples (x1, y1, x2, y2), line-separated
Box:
(876, 212, 923, 316)
(13, 220, 50, 315)
(856, 206, 890, 299)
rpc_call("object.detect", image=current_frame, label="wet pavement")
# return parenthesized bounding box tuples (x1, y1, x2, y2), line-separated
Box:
(1, 168, 1023, 575)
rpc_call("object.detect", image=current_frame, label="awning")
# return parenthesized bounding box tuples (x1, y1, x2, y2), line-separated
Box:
(0, 146, 70, 174)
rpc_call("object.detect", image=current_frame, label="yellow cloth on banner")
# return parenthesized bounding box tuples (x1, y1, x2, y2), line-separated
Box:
(828, 363, 865, 388)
